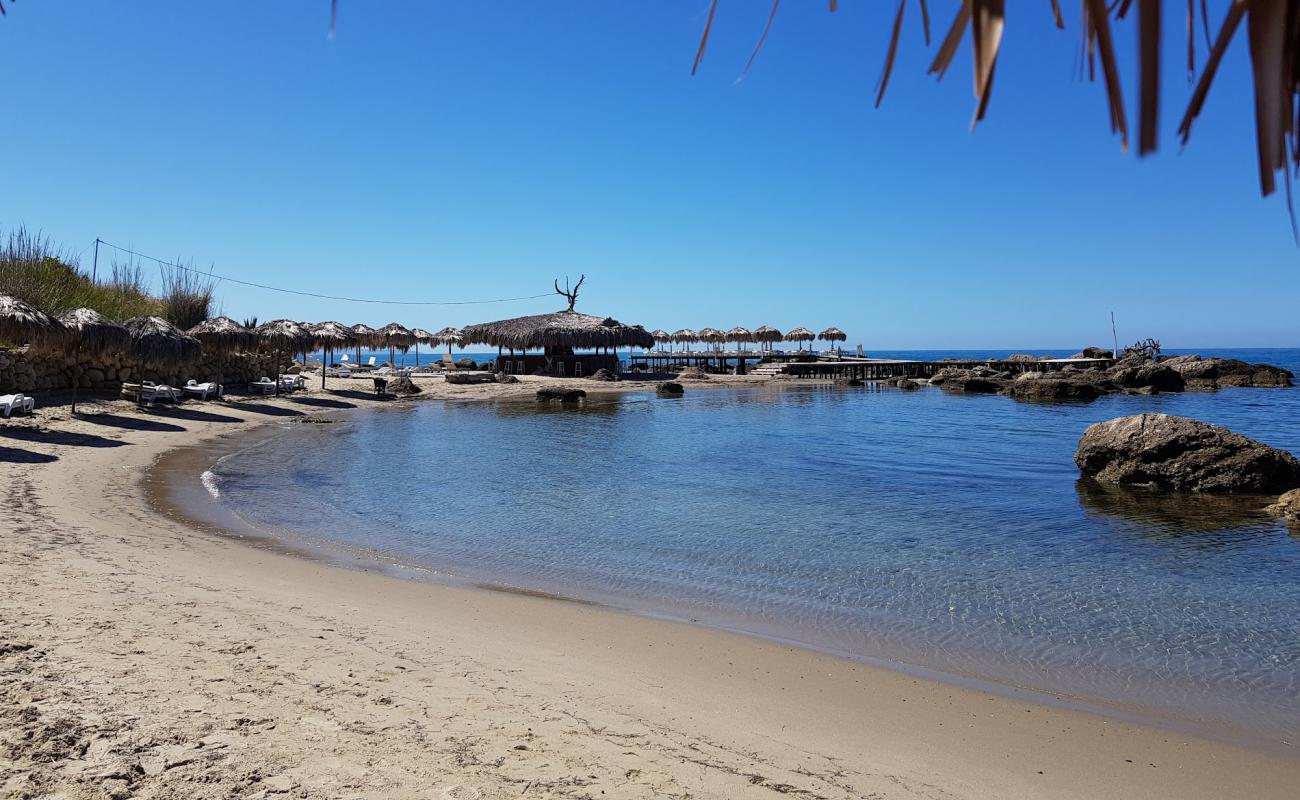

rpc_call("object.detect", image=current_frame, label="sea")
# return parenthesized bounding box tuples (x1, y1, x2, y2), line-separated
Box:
(174, 348, 1300, 748)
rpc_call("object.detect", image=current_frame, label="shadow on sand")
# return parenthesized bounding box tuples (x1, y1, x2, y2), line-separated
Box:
(220, 401, 305, 418)
(75, 413, 187, 433)
(146, 406, 244, 424)
(292, 396, 358, 409)
(0, 427, 127, 449)
(0, 445, 59, 464)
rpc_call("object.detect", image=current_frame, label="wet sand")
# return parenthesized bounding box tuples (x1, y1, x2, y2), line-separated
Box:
(1, 372, 1297, 799)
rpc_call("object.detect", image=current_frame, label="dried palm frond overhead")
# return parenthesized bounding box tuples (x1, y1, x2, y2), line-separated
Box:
(255, 319, 313, 352)
(0, 293, 66, 349)
(188, 316, 255, 354)
(460, 310, 655, 351)
(123, 316, 202, 364)
(784, 326, 816, 351)
(692, 1, 1300, 208)
(59, 308, 130, 356)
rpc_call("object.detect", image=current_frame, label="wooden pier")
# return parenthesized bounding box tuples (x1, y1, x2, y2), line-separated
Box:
(627, 352, 1116, 380)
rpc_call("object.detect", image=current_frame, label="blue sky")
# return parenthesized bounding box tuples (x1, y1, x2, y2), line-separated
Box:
(1, 2, 1295, 348)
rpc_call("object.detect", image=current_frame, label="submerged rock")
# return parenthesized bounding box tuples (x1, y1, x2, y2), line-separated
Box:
(537, 387, 586, 402)
(1075, 414, 1300, 493)
(835, 377, 864, 387)
(1266, 489, 1300, 522)
(1001, 373, 1103, 401)
(896, 378, 921, 390)
(930, 367, 1009, 393)
(656, 381, 684, 395)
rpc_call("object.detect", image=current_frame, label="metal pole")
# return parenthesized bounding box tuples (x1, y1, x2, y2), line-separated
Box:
(92, 238, 100, 283)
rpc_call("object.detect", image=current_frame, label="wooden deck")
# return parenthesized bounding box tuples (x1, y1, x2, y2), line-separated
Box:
(627, 352, 1116, 379)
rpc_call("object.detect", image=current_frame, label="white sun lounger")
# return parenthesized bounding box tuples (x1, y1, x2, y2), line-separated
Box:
(142, 382, 182, 404)
(0, 393, 33, 418)
(183, 380, 222, 400)
(250, 377, 277, 395)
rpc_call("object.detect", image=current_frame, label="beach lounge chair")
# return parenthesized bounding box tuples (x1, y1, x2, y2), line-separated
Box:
(278, 374, 306, 391)
(120, 382, 142, 401)
(0, 394, 33, 418)
(325, 366, 352, 378)
(183, 380, 221, 400)
(142, 382, 182, 404)
(250, 377, 277, 395)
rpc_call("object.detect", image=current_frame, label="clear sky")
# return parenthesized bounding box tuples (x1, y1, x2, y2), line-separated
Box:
(1, 2, 1295, 349)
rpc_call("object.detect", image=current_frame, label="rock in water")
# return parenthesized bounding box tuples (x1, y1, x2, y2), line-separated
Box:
(1106, 356, 1184, 393)
(1162, 355, 1294, 389)
(1266, 489, 1300, 522)
(656, 381, 684, 395)
(896, 378, 921, 390)
(537, 387, 586, 402)
(929, 367, 1009, 393)
(1075, 414, 1300, 493)
(385, 376, 422, 395)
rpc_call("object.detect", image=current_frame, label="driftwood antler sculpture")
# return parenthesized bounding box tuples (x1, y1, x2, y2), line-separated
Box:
(555, 274, 585, 312)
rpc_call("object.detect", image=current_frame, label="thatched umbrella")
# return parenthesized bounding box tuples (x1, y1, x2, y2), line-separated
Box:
(460, 310, 655, 371)
(123, 316, 202, 403)
(697, 327, 724, 354)
(348, 323, 377, 367)
(0, 293, 66, 350)
(818, 326, 847, 356)
(310, 321, 354, 389)
(58, 308, 129, 413)
(671, 328, 697, 353)
(255, 319, 312, 396)
(189, 317, 255, 400)
(753, 325, 783, 353)
(410, 327, 436, 369)
(649, 329, 670, 353)
(433, 326, 463, 358)
(376, 322, 416, 369)
(785, 326, 815, 352)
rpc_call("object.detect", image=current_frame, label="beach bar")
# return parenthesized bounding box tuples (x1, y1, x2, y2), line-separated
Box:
(459, 309, 654, 377)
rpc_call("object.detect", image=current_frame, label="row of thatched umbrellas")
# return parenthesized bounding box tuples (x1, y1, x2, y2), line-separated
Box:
(645, 326, 847, 353)
(0, 294, 472, 407)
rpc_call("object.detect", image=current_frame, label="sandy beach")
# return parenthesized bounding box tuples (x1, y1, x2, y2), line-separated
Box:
(2, 373, 1297, 800)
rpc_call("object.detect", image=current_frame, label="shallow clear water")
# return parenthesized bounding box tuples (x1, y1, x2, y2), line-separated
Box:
(202, 348, 1300, 745)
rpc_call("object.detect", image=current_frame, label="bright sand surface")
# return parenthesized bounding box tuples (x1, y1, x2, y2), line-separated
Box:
(1, 373, 1297, 799)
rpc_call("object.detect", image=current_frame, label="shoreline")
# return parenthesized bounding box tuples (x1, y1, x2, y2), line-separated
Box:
(2, 375, 1298, 798)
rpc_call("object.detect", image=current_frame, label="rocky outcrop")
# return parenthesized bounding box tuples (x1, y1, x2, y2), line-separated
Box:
(383, 376, 422, 395)
(454, 358, 479, 370)
(1266, 489, 1300, 522)
(896, 378, 921, 390)
(537, 387, 586, 402)
(1075, 414, 1300, 493)
(1001, 372, 1104, 401)
(588, 368, 619, 382)
(929, 367, 1009, 393)
(1105, 354, 1185, 393)
(1161, 355, 1293, 389)
(494, 373, 519, 384)
(1005, 354, 1039, 362)
(444, 371, 496, 385)
(656, 381, 684, 395)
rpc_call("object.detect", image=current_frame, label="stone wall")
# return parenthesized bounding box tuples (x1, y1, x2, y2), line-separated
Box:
(0, 346, 290, 394)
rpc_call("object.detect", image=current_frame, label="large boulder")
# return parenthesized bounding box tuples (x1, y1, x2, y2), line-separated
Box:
(656, 381, 684, 395)
(384, 376, 422, 395)
(1002, 372, 1104, 401)
(1161, 355, 1293, 389)
(1266, 489, 1300, 522)
(1105, 355, 1184, 393)
(588, 368, 619, 382)
(1075, 414, 1300, 493)
(454, 358, 479, 370)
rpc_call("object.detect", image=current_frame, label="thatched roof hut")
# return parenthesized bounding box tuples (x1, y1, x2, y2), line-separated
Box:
(123, 316, 202, 364)
(460, 310, 654, 351)
(649, 329, 670, 344)
(818, 326, 847, 343)
(349, 323, 379, 348)
(188, 316, 255, 354)
(58, 308, 130, 355)
(671, 328, 696, 344)
(411, 327, 436, 345)
(309, 321, 353, 350)
(0, 293, 66, 349)
(753, 325, 783, 343)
